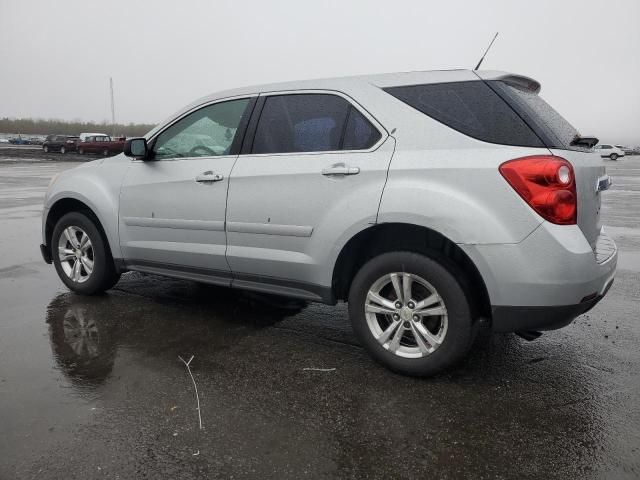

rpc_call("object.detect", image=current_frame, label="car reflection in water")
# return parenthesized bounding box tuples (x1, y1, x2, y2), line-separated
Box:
(47, 295, 119, 388)
(45, 279, 308, 389)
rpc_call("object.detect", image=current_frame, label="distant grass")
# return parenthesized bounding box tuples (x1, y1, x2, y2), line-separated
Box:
(0, 117, 157, 137)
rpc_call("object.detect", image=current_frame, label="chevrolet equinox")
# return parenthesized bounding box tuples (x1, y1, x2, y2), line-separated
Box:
(40, 70, 617, 376)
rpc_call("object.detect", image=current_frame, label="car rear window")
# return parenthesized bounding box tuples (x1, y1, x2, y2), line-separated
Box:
(251, 93, 381, 154)
(252, 94, 349, 154)
(383, 81, 544, 147)
(343, 106, 381, 150)
(489, 81, 581, 151)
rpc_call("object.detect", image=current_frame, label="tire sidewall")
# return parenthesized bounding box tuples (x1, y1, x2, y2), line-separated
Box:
(348, 251, 472, 377)
(51, 212, 113, 295)
(611, 154, 618, 161)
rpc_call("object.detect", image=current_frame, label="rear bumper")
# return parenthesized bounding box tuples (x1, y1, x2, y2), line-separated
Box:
(491, 276, 614, 332)
(461, 223, 617, 332)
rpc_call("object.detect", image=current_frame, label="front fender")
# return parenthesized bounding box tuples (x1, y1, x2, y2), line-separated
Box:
(44, 158, 130, 259)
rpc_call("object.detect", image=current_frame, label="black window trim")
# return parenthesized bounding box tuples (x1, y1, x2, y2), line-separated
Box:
(144, 94, 258, 162)
(242, 89, 387, 157)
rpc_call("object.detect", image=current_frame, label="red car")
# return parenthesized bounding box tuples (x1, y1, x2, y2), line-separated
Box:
(77, 135, 125, 156)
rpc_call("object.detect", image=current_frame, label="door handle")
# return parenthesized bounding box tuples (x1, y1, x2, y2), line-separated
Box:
(195, 171, 224, 183)
(321, 165, 360, 176)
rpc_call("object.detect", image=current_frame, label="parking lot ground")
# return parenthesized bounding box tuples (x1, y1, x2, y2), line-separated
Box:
(0, 155, 639, 479)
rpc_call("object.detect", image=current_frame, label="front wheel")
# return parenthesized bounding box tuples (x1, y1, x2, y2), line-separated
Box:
(43, 145, 49, 153)
(610, 153, 618, 161)
(51, 212, 120, 295)
(78, 147, 84, 155)
(60, 146, 66, 154)
(102, 148, 109, 156)
(348, 251, 473, 377)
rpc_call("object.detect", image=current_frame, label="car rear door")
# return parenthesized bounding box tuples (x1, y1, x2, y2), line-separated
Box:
(225, 92, 392, 296)
(118, 97, 255, 282)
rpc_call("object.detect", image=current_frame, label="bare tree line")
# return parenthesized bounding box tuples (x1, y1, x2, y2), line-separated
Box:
(0, 117, 157, 137)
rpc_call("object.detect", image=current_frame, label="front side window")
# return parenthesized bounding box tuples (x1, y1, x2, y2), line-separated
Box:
(153, 98, 251, 159)
(251, 93, 380, 154)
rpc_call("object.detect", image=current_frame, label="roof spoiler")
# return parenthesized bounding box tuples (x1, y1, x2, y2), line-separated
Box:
(475, 71, 541, 94)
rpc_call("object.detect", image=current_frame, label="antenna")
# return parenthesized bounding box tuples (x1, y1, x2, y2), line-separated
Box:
(474, 32, 499, 71)
(109, 77, 116, 137)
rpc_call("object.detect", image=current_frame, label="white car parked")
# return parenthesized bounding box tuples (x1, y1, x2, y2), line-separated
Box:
(594, 144, 625, 160)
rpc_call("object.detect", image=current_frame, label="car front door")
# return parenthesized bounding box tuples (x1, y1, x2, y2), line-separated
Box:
(118, 96, 255, 284)
(225, 92, 392, 297)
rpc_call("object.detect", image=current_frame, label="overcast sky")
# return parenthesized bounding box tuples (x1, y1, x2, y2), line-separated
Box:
(1, 0, 638, 144)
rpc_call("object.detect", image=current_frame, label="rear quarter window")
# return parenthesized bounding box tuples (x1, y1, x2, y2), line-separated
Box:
(384, 81, 544, 147)
(489, 81, 582, 151)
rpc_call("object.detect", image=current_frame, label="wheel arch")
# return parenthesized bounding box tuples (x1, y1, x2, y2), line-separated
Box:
(331, 222, 491, 320)
(44, 197, 115, 265)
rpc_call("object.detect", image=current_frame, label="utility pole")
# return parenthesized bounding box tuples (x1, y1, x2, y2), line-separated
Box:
(110, 77, 116, 137)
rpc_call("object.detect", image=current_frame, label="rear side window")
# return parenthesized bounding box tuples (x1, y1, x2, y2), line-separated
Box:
(251, 94, 380, 154)
(343, 107, 381, 150)
(490, 81, 581, 151)
(384, 81, 544, 147)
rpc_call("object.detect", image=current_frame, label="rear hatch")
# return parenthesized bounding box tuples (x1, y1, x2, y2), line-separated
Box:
(488, 79, 604, 248)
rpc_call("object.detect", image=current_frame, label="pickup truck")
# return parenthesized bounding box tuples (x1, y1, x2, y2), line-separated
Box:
(76, 135, 125, 156)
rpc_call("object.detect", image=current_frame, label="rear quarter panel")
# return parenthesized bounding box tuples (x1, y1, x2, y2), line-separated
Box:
(378, 146, 546, 244)
(371, 92, 546, 244)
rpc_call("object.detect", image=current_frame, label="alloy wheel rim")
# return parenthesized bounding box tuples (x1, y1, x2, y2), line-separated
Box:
(365, 272, 448, 359)
(57, 226, 94, 283)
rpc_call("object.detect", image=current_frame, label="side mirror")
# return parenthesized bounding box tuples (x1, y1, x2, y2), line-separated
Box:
(124, 138, 148, 159)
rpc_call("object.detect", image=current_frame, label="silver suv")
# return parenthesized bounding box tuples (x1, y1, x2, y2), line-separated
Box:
(40, 70, 617, 376)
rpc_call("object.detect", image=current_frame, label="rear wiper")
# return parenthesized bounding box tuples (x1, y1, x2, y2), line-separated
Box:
(570, 134, 599, 148)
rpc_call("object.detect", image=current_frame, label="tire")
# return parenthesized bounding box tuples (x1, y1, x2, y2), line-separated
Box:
(102, 148, 109, 156)
(60, 146, 66, 154)
(51, 212, 120, 295)
(43, 145, 49, 153)
(348, 251, 473, 377)
(610, 153, 618, 161)
(78, 147, 84, 155)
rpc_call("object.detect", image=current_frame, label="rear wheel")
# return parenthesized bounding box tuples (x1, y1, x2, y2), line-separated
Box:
(51, 212, 120, 295)
(102, 148, 109, 156)
(610, 153, 618, 161)
(43, 145, 49, 153)
(348, 251, 473, 377)
(78, 147, 84, 155)
(60, 146, 66, 154)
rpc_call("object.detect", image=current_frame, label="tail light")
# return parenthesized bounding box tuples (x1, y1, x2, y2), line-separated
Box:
(499, 155, 577, 225)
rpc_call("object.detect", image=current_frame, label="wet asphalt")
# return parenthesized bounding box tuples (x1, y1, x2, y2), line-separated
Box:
(0, 151, 639, 479)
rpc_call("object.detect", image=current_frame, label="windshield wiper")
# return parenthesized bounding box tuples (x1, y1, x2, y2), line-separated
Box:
(570, 134, 599, 148)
